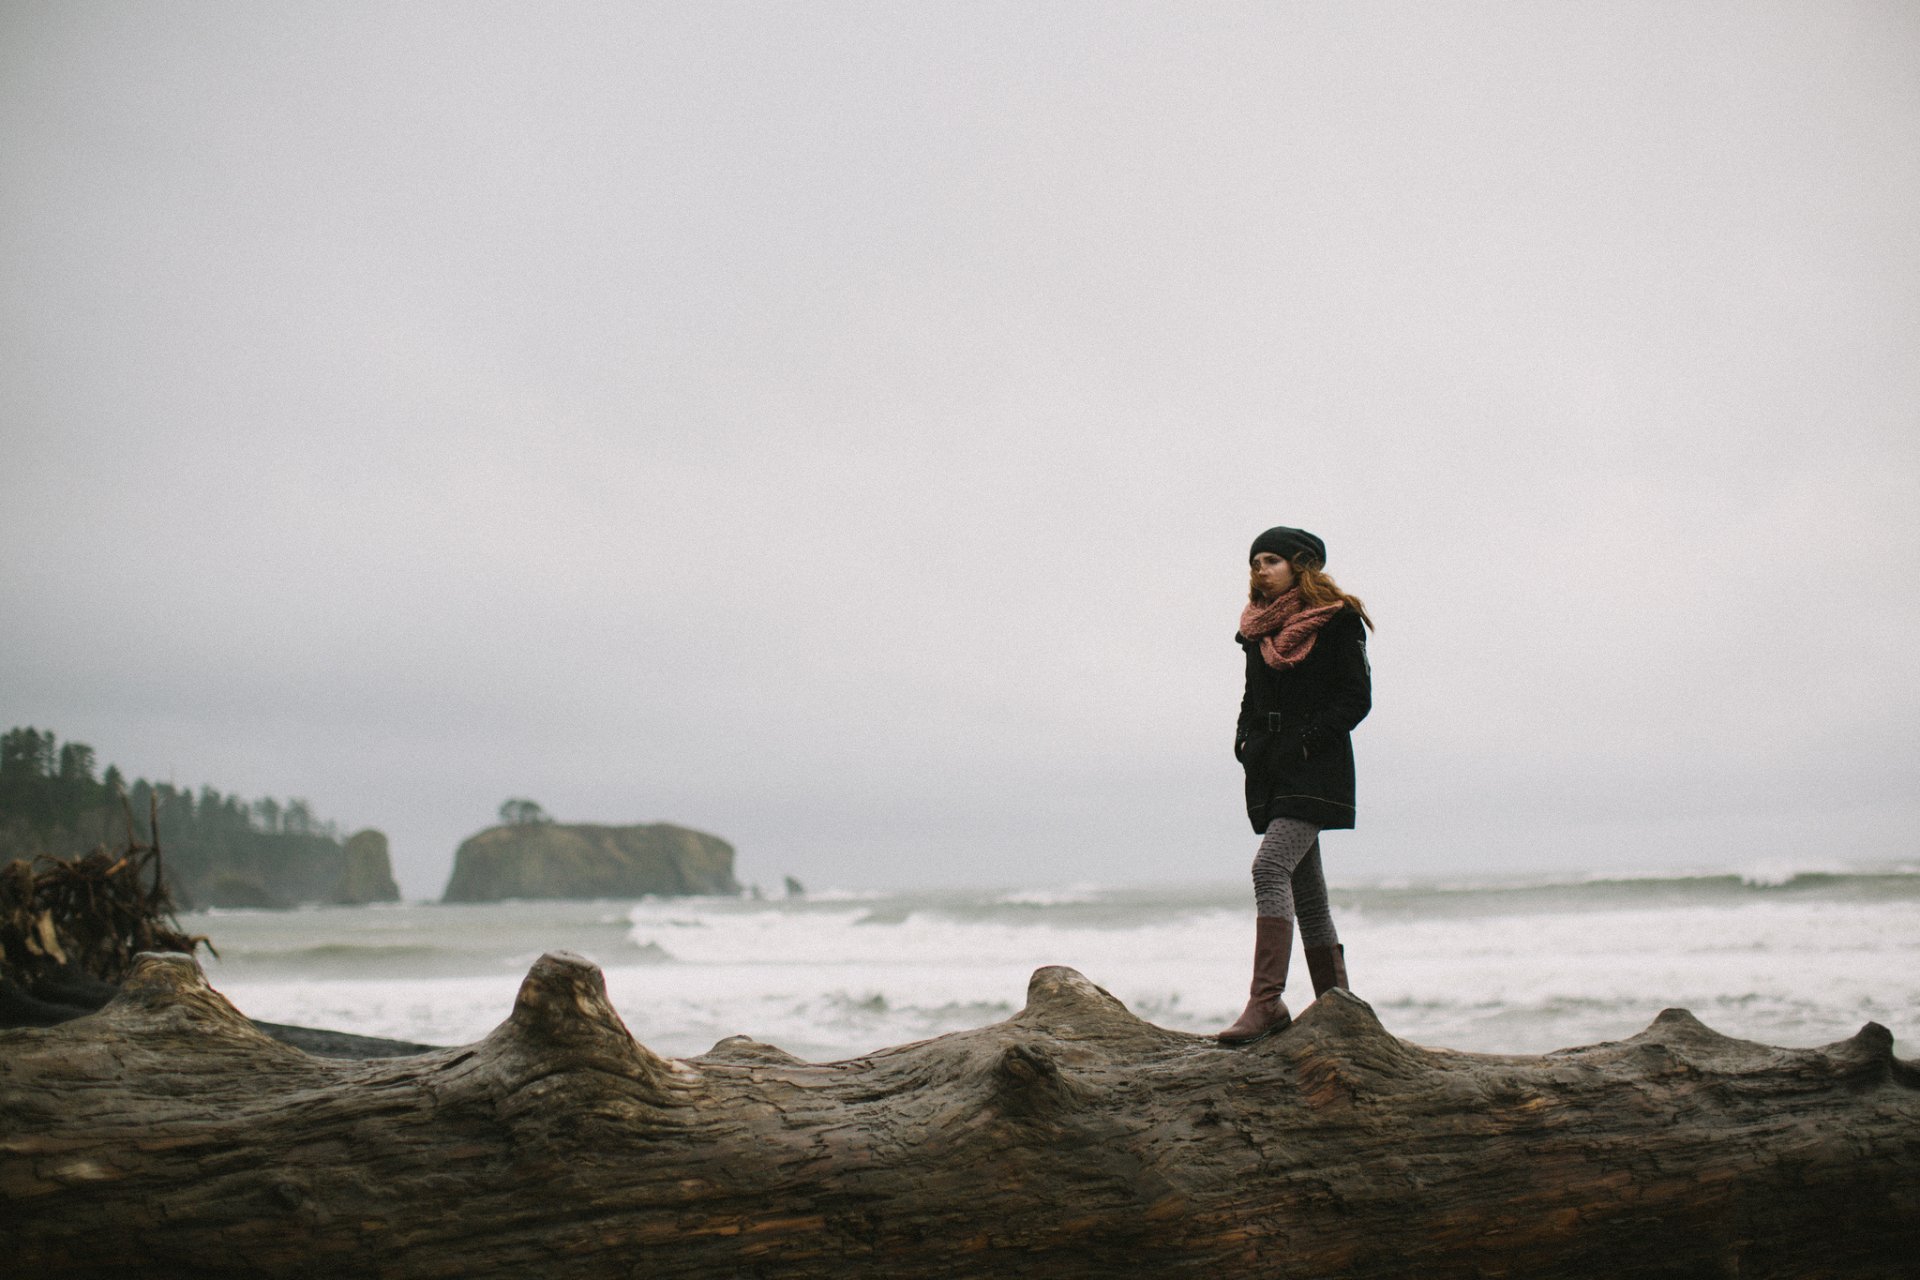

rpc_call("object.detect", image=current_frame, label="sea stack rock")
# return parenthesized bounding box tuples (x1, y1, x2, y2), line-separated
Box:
(333, 829, 402, 904)
(440, 822, 742, 902)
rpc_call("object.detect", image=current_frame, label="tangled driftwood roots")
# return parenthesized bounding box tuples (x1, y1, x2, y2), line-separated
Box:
(1, 827, 208, 1028)
(3, 952, 1916, 1278)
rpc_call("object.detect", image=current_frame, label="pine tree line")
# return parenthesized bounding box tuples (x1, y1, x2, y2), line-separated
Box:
(0, 727, 357, 907)
(1, 727, 340, 845)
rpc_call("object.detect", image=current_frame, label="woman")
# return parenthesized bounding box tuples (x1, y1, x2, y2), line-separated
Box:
(1217, 525, 1373, 1046)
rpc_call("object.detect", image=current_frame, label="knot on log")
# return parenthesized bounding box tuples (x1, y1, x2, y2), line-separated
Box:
(1015, 966, 1167, 1046)
(118, 949, 209, 1000)
(1869, 1026, 1920, 1089)
(479, 951, 680, 1103)
(1273, 990, 1433, 1102)
(1603, 1009, 1913, 1086)
(989, 1038, 1097, 1116)
(1642, 1007, 1730, 1043)
(700, 1035, 805, 1067)
(1293, 987, 1389, 1035)
(507, 951, 629, 1041)
(996, 1040, 1058, 1085)
(1825, 1022, 1908, 1084)
(98, 951, 288, 1052)
(1287, 989, 1421, 1059)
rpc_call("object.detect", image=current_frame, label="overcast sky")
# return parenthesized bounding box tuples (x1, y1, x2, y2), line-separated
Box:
(4, 2, 1916, 898)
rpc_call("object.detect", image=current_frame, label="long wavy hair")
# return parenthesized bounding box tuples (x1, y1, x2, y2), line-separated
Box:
(1249, 554, 1376, 631)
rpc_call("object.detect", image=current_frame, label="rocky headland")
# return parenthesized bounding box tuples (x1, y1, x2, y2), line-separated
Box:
(440, 821, 741, 902)
(190, 826, 402, 909)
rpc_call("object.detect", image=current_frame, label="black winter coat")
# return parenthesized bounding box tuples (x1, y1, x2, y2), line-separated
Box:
(1235, 607, 1371, 833)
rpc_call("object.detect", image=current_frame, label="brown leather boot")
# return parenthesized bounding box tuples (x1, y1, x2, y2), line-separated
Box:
(1304, 943, 1349, 998)
(1217, 916, 1293, 1045)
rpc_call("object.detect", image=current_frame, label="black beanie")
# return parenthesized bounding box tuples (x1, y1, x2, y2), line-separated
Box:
(1249, 526, 1327, 567)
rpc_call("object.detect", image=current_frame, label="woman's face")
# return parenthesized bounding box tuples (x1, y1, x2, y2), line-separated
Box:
(1250, 551, 1295, 598)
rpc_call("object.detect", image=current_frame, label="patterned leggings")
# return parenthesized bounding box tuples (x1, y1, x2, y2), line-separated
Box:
(1251, 816, 1340, 947)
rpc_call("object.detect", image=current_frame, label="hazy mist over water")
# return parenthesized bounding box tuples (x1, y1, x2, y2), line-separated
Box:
(4, 3, 1917, 898)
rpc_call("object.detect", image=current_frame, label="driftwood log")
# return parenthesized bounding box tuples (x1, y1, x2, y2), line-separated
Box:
(2, 951, 1915, 1279)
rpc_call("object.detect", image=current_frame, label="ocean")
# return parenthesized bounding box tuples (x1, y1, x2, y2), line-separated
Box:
(187, 865, 1920, 1063)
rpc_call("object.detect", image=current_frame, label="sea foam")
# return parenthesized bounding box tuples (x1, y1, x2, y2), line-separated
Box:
(194, 868, 1920, 1062)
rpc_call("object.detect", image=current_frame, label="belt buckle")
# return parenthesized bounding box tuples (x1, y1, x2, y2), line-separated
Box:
(1266, 711, 1284, 731)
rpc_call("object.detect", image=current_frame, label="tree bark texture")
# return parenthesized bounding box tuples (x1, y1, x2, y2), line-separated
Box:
(3, 950, 1916, 1279)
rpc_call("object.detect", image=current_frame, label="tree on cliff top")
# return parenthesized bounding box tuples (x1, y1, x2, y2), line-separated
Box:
(498, 798, 551, 826)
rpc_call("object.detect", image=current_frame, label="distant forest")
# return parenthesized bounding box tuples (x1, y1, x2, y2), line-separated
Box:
(0, 726, 375, 908)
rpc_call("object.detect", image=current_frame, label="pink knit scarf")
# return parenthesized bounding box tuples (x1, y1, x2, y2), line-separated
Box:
(1239, 588, 1343, 671)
